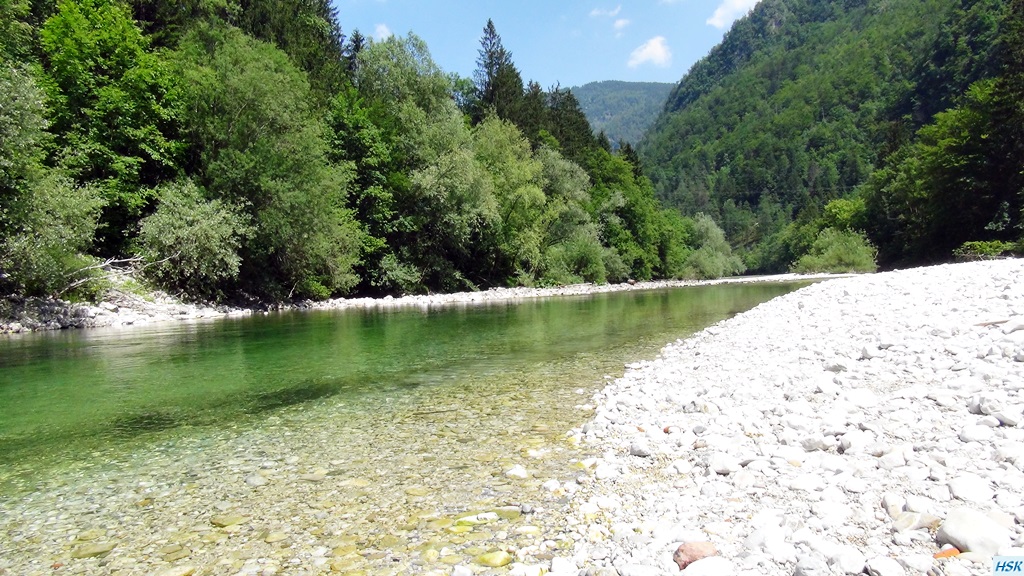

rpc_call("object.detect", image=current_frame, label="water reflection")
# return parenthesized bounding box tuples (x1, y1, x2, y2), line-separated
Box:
(0, 283, 809, 492)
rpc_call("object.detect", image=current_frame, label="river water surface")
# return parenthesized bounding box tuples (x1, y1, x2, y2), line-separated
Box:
(0, 283, 806, 575)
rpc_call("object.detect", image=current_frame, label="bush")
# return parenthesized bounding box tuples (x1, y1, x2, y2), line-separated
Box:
(792, 228, 878, 273)
(682, 214, 745, 279)
(541, 226, 608, 285)
(1, 174, 105, 297)
(952, 240, 1019, 261)
(136, 180, 251, 299)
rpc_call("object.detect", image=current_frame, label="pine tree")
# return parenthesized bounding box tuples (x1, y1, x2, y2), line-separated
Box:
(343, 29, 366, 76)
(473, 19, 523, 124)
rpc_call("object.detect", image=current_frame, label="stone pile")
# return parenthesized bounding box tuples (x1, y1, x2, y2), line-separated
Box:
(557, 260, 1024, 576)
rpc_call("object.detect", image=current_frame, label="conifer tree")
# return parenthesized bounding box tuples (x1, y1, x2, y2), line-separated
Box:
(473, 19, 523, 124)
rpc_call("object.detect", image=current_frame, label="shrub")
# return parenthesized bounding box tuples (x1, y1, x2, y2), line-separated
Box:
(792, 228, 878, 273)
(541, 226, 608, 285)
(136, 180, 251, 299)
(952, 240, 1019, 261)
(682, 214, 745, 279)
(1, 174, 105, 297)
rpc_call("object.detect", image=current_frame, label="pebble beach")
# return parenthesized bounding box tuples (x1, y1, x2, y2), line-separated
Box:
(558, 259, 1024, 576)
(1, 259, 1022, 576)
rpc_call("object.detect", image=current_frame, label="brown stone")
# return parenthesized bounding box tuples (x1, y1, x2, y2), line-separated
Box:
(673, 541, 718, 570)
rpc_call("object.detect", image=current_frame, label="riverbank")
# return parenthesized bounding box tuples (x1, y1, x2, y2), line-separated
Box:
(0, 271, 845, 334)
(557, 259, 1024, 576)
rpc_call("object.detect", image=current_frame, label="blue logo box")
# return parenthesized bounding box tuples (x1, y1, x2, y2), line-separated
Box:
(995, 557, 1024, 574)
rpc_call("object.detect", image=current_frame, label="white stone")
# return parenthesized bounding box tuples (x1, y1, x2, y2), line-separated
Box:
(959, 424, 995, 443)
(505, 465, 529, 479)
(1003, 317, 1024, 334)
(629, 441, 652, 457)
(830, 546, 866, 575)
(936, 507, 1012, 556)
(866, 555, 906, 576)
(709, 453, 741, 475)
(948, 473, 994, 503)
(549, 557, 576, 573)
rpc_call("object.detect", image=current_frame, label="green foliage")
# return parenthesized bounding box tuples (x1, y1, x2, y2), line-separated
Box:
(792, 228, 877, 273)
(0, 63, 48, 219)
(353, 33, 491, 293)
(541, 225, 607, 285)
(572, 80, 674, 147)
(642, 0, 954, 270)
(234, 0, 347, 96)
(863, 78, 1021, 262)
(472, 20, 524, 125)
(39, 0, 182, 252)
(0, 63, 105, 297)
(682, 214, 745, 279)
(822, 196, 867, 231)
(0, 0, 728, 302)
(0, 0, 33, 61)
(1, 173, 104, 297)
(952, 240, 1019, 261)
(655, 208, 693, 279)
(472, 116, 545, 279)
(175, 25, 361, 299)
(136, 179, 250, 299)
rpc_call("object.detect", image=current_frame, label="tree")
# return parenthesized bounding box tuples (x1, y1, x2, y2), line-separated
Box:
(791, 228, 877, 273)
(0, 0, 33, 61)
(1, 64, 105, 297)
(175, 24, 361, 299)
(546, 87, 595, 165)
(235, 0, 348, 95)
(342, 28, 365, 76)
(472, 19, 523, 124)
(352, 33, 493, 293)
(472, 116, 546, 282)
(683, 214, 745, 279)
(38, 0, 182, 253)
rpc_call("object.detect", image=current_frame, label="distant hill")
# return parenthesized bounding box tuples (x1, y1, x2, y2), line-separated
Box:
(571, 81, 674, 146)
(639, 0, 1016, 270)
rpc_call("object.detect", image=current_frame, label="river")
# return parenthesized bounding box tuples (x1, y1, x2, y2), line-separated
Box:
(0, 282, 807, 575)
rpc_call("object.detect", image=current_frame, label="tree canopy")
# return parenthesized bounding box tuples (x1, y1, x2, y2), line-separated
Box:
(640, 0, 1022, 271)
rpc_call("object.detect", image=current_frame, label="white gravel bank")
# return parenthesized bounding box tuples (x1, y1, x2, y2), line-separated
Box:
(556, 260, 1024, 576)
(0, 272, 841, 334)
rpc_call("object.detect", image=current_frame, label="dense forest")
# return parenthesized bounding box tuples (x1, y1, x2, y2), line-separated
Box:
(3, 0, 1019, 304)
(572, 80, 674, 147)
(641, 0, 1023, 273)
(0, 2, 743, 302)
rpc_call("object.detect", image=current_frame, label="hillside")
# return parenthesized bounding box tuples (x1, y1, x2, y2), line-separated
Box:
(571, 80, 674, 146)
(640, 0, 1021, 271)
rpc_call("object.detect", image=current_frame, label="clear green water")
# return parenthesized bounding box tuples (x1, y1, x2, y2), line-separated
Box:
(0, 283, 806, 494)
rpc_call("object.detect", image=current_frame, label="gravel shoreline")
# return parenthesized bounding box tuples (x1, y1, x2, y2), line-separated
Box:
(5, 260, 1020, 576)
(555, 259, 1024, 576)
(0, 272, 842, 334)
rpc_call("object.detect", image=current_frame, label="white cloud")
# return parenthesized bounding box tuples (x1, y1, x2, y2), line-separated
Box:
(373, 23, 392, 41)
(706, 0, 760, 28)
(589, 5, 621, 17)
(613, 18, 630, 30)
(628, 36, 672, 68)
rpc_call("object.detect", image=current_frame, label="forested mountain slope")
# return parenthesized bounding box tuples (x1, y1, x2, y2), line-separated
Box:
(641, 0, 1022, 271)
(572, 80, 674, 147)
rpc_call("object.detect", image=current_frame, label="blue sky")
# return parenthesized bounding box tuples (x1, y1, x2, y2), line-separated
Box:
(332, 0, 761, 88)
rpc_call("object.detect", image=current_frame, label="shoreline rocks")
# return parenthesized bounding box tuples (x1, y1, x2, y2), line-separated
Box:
(564, 259, 1024, 575)
(0, 271, 842, 334)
